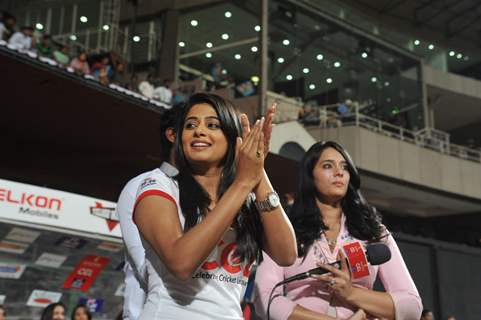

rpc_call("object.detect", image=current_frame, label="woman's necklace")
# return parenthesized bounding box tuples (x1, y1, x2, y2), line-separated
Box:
(323, 220, 341, 248)
(325, 237, 337, 247)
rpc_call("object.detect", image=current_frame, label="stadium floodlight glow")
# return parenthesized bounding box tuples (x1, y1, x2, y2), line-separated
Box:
(206, 42, 213, 48)
(251, 75, 260, 83)
(361, 52, 368, 58)
(102, 24, 110, 31)
(35, 23, 44, 30)
(80, 16, 88, 23)
(309, 84, 316, 90)
(221, 33, 229, 40)
(190, 20, 199, 27)
(428, 44, 434, 50)
(286, 74, 293, 80)
(178, 41, 185, 47)
(371, 76, 377, 83)
(456, 53, 463, 59)
(449, 50, 455, 57)
(225, 11, 232, 18)
(205, 52, 212, 58)
(414, 39, 420, 46)
(334, 61, 341, 68)
(302, 67, 310, 74)
(316, 54, 324, 60)
(70, 34, 77, 41)
(222, 69, 227, 75)
(384, 81, 390, 87)
(251, 46, 258, 52)
(133, 36, 141, 42)
(277, 57, 285, 63)
(234, 53, 242, 60)
(326, 77, 333, 84)
(282, 39, 290, 46)
(254, 25, 261, 32)
(464, 56, 469, 61)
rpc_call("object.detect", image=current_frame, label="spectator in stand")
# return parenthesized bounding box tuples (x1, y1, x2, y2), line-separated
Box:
(112, 61, 129, 87)
(153, 78, 173, 104)
(0, 12, 6, 41)
(0, 305, 6, 320)
(0, 13, 16, 41)
(8, 26, 34, 50)
(69, 51, 90, 75)
(298, 104, 320, 126)
(98, 67, 109, 85)
(421, 309, 435, 320)
(128, 73, 139, 91)
(41, 302, 66, 320)
(209, 61, 232, 89)
(91, 54, 112, 81)
(36, 34, 53, 58)
(71, 304, 92, 320)
(446, 316, 456, 320)
(138, 74, 155, 98)
(53, 44, 70, 66)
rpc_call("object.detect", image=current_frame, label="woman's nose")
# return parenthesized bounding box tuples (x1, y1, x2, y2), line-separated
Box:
(334, 165, 344, 176)
(193, 125, 206, 137)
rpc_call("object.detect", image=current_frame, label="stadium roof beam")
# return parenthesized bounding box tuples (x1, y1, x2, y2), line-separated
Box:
(445, 2, 481, 38)
(447, 14, 481, 39)
(414, 0, 464, 27)
(378, 0, 409, 14)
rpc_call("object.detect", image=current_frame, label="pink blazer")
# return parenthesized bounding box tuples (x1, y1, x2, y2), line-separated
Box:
(254, 215, 422, 320)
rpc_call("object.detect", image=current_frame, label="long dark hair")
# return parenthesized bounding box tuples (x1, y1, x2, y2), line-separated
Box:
(290, 141, 383, 257)
(174, 93, 263, 262)
(71, 304, 92, 320)
(41, 302, 65, 320)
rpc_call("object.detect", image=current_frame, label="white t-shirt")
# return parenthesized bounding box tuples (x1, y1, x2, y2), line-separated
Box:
(134, 170, 252, 320)
(8, 31, 32, 50)
(138, 81, 154, 99)
(117, 163, 178, 320)
(153, 86, 172, 104)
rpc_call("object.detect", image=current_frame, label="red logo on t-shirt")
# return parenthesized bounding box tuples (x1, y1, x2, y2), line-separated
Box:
(201, 241, 251, 277)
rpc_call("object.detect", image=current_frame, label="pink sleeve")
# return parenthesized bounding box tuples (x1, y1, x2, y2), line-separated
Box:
(378, 234, 423, 320)
(254, 251, 297, 320)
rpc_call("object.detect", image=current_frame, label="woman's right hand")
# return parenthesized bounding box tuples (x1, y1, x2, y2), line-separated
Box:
(235, 117, 265, 189)
(347, 309, 367, 320)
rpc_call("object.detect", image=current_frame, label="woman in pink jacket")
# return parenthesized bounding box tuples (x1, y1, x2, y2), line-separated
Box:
(254, 141, 422, 320)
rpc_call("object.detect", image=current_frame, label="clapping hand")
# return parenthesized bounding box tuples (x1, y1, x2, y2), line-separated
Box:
(239, 102, 276, 158)
(234, 118, 265, 189)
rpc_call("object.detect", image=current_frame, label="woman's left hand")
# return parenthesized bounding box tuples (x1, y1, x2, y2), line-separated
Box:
(314, 250, 354, 301)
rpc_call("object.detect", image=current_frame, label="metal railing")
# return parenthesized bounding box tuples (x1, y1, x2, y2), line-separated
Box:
(301, 103, 481, 163)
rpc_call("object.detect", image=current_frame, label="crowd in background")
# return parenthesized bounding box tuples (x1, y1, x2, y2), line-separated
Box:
(0, 302, 123, 320)
(0, 10, 177, 105)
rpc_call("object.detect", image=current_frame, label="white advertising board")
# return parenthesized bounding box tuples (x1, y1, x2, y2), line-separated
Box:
(0, 179, 121, 238)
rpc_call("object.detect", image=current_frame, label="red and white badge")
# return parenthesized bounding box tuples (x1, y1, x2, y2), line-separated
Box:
(342, 242, 370, 279)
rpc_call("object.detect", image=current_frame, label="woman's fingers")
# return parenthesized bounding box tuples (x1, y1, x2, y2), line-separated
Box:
(255, 117, 265, 158)
(240, 113, 250, 140)
(316, 263, 345, 278)
(241, 119, 258, 152)
(263, 104, 275, 154)
(235, 136, 242, 163)
(338, 250, 350, 275)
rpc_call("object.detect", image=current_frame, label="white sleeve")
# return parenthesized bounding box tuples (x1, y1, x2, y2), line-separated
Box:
(133, 174, 178, 222)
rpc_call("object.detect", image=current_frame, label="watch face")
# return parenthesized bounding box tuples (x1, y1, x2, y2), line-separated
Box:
(268, 193, 280, 207)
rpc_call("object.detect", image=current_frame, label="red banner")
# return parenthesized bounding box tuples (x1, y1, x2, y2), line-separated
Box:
(63, 255, 109, 292)
(342, 242, 370, 279)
